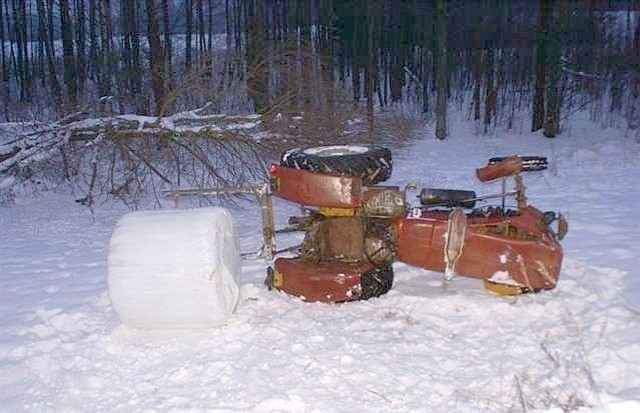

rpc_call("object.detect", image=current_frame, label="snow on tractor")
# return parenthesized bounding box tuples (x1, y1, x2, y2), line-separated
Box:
(264, 145, 568, 302)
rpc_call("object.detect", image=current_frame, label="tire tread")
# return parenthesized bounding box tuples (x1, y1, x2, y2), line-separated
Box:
(281, 146, 393, 184)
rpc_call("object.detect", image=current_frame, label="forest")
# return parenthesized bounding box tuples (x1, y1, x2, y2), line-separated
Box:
(0, 0, 638, 203)
(1, 0, 638, 130)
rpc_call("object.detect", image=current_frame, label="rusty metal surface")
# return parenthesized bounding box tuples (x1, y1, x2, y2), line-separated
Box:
(361, 186, 406, 217)
(394, 206, 563, 290)
(476, 156, 523, 182)
(272, 166, 363, 208)
(316, 217, 365, 261)
(273, 258, 374, 302)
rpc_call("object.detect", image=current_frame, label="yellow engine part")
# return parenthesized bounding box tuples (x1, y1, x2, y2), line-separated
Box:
(483, 280, 529, 296)
(319, 207, 356, 217)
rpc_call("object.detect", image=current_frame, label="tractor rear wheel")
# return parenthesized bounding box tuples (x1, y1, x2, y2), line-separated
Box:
(358, 263, 394, 300)
(280, 145, 392, 185)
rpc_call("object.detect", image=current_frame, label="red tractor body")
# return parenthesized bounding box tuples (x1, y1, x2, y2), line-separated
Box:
(393, 206, 562, 290)
(265, 147, 566, 302)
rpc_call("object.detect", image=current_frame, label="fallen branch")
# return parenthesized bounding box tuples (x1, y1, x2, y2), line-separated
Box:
(0, 103, 270, 205)
(1, 104, 263, 174)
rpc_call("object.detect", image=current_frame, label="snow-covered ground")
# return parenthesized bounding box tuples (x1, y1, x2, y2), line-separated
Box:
(1, 114, 639, 412)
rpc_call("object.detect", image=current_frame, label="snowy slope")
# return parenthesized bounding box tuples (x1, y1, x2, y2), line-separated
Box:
(1, 115, 639, 412)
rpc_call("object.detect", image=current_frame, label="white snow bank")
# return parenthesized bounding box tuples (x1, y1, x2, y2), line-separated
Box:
(107, 207, 241, 329)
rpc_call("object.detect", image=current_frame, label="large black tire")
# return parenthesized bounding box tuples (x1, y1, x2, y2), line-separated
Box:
(280, 145, 392, 185)
(488, 156, 548, 171)
(358, 263, 394, 300)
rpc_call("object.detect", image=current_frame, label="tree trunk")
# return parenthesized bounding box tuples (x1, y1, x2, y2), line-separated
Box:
(421, 49, 430, 114)
(185, 0, 193, 72)
(37, 0, 61, 102)
(543, 0, 560, 138)
(60, 0, 78, 106)
(630, 17, 640, 130)
(46, 0, 54, 43)
(10, 0, 25, 101)
(75, 0, 86, 93)
(208, 0, 214, 51)
(246, 1, 269, 113)
(196, 0, 205, 60)
(98, 0, 113, 99)
(0, 0, 7, 119)
(435, 0, 447, 140)
(389, 2, 403, 103)
(88, 0, 98, 80)
(390, 52, 403, 102)
(161, 0, 172, 86)
(35, 1, 46, 86)
(19, 0, 31, 101)
(532, 0, 549, 132)
(472, 49, 481, 121)
(1, 0, 8, 82)
(484, 49, 495, 133)
(471, 21, 482, 121)
(365, 3, 375, 127)
(145, 0, 165, 115)
(234, 0, 242, 51)
(225, 0, 231, 49)
(123, 0, 144, 112)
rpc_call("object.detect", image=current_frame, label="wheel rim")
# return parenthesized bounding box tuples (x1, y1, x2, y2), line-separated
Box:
(302, 145, 369, 157)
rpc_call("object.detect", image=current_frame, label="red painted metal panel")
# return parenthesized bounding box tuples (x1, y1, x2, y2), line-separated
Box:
(274, 258, 374, 302)
(394, 206, 562, 290)
(476, 156, 523, 181)
(272, 166, 363, 208)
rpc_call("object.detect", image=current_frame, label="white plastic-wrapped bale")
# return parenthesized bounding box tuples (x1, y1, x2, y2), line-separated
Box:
(108, 207, 241, 329)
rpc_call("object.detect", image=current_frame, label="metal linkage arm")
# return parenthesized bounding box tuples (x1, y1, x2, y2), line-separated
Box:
(163, 183, 276, 260)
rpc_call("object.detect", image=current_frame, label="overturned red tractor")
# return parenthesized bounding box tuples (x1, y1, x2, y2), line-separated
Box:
(264, 145, 567, 302)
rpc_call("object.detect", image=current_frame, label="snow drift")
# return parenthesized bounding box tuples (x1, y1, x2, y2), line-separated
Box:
(107, 207, 241, 329)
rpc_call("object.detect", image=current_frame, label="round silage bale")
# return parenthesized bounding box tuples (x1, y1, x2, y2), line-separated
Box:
(107, 207, 241, 329)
